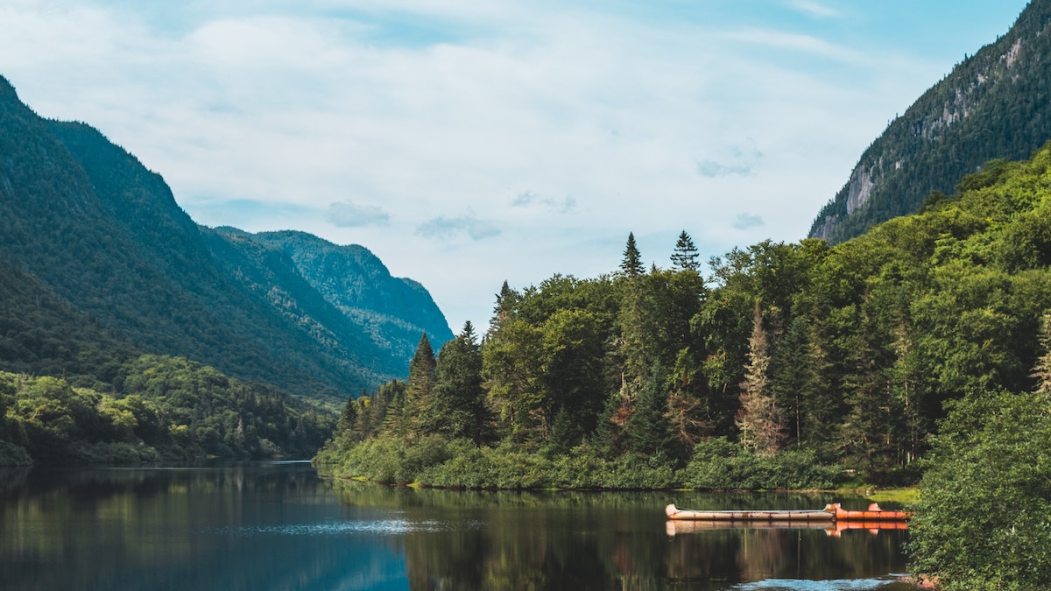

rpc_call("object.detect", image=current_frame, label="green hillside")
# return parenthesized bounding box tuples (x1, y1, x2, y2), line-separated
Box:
(810, 0, 1051, 243)
(0, 75, 451, 398)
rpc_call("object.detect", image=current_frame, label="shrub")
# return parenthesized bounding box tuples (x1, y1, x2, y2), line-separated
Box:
(0, 440, 32, 466)
(910, 391, 1051, 591)
(681, 437, 844, 490)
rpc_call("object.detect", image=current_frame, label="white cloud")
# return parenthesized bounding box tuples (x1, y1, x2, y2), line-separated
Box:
(416, 215, 500, 241)
(785, 0, 841, 19)
(723, 28, 860, 62)
(733, 213, 765, 230)
(327, 200, 391, 227)
(0, 0, 967, 330)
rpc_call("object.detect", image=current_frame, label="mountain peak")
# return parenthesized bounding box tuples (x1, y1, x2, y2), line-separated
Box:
(809, 0, 1051, 243)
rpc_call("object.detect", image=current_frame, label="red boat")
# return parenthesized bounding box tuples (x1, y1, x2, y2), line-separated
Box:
(824, 502, 912, 521)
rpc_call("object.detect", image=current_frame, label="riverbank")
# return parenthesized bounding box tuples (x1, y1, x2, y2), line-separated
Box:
(314, 434, 920, 495)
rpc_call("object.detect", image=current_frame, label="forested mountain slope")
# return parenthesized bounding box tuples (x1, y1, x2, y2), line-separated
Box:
(246, 230, 453, 360)
(0, 75, 450, 398)
(810, 0, 1051, 243)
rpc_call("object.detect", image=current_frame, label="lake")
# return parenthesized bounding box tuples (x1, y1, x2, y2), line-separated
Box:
(0, 463, 918, 590)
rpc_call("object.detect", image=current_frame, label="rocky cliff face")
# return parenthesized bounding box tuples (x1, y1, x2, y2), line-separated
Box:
(810, 1, 1051, 242)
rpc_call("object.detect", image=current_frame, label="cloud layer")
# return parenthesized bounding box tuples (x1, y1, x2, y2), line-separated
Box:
(0, 0, 1029, 330)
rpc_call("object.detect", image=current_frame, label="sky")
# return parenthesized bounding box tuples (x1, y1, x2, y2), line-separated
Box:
(0, 0, 1031, 331)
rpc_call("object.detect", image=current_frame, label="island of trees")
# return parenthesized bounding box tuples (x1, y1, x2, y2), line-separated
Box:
(319, 146, 1051, 591)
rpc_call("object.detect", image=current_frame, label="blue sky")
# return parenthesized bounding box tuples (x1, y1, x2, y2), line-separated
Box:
(0, 0, 1031, 330)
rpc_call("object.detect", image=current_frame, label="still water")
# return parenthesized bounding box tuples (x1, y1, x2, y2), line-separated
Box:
(0, 463, 917, 590)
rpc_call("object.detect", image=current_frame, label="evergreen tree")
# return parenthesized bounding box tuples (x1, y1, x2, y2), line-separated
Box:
(1033, 310, 1051, 394)
(404, 334, 436, 436)
(736, 301, 784, 456)
(670, 230, 700, 272)
(338, 395, 358, 433)
(620, 232, 644, 277)
(428, 321, 490, 442)
(549, 406, 576, 452)
(490, 281, 519, 333)
(627, 362, 670, 455)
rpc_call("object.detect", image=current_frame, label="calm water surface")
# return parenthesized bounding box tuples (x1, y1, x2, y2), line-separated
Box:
(0, 463, 918, 590)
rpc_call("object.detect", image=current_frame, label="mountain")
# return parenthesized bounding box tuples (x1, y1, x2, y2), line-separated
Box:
(809, 0, 1051, 243)
(0, 75, 451, 398)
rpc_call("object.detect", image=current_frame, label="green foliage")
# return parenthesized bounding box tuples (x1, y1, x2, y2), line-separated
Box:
(681, 438, 844, 490)
(619, 233, 643, 277)
(323, 144, 1051, 503)
(0, 440, 32, 466)
(0, 355, 335, 464)
(910, 390, 1051, 591)
(429, 322, 490, 442)
(671, 230, 700, 271)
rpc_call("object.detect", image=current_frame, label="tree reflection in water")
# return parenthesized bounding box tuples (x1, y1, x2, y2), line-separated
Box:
(331, 480, 914, 590)
(0, 466, 914, 591)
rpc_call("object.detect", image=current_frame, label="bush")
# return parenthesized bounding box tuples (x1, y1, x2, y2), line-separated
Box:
(681, 437, 844, 490)
(910, 391, 1051, 591)
(0, 440, 32, 466)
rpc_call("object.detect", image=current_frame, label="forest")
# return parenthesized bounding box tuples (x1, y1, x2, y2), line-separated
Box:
(318, 145, 1051, 590)
(0, 355, 334, 466)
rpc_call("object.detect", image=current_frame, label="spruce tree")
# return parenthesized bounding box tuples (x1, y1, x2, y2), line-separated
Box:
(404, 333, 436, 436)
(338, 395, 358, 433)
(428, 321, 489, 442)
(736, 301, 784, 456)
(490, 281, 519, 332)
(620, 232, 644, 277)
(670, 230, 700, 272)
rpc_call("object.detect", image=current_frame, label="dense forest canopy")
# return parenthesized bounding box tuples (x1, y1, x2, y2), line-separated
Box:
(321, 143, 1051, 491)
(0, 355, 334, 466)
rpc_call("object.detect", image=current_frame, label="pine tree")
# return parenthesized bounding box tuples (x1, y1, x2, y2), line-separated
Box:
(736, 301, 784, 456)
(490, 281, 519, 333)
(428, 321, 490, 442)
(1033, 310, 1051, 394)
(670, 230, 700, 272)
(620, 232, 644, 277)
(838, 325, 897, 471)
(404, 333, 436, 436)
(338, 395, 358, 432)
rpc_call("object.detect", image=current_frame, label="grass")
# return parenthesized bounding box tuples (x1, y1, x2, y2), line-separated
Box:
(838, 485, 921, 505)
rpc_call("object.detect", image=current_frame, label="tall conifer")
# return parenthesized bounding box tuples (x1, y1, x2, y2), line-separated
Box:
(620, 233, 644, 277)
(404, 333, 436, 436)
(736, 301, 784, 456)
(671, 230, 700, 272)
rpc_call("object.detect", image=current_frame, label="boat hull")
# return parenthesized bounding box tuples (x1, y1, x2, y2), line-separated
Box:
(825, 502, 912, 521)
(665, 504, 834, 522)
(665, 503, 913, 522)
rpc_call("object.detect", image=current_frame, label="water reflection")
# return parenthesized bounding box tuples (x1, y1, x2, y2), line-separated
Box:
(0, 465, 915, 591)
(329, 481, 913, 591)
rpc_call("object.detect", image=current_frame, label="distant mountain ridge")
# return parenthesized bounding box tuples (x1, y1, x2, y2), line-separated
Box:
(810, 0, 1051, 243)
(0, 75, 451, 398)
